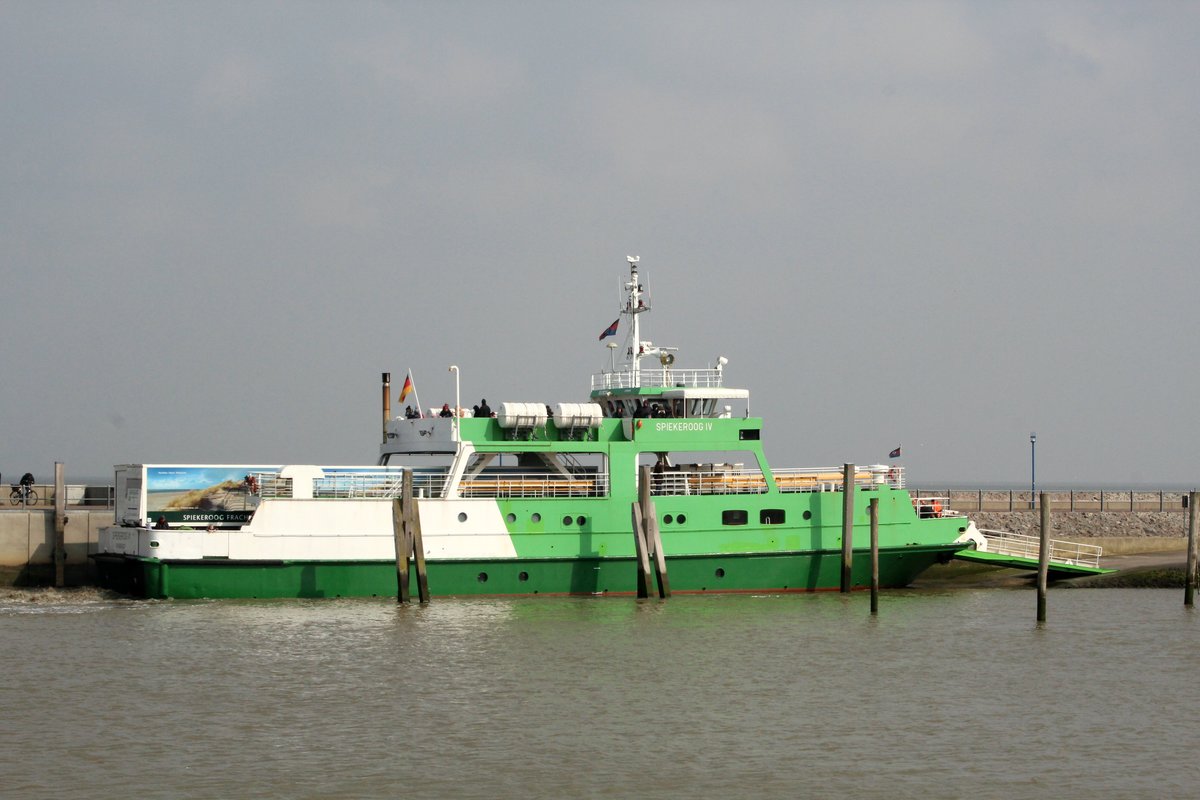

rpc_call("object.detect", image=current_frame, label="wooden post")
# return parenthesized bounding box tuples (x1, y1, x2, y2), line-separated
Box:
(841, 463, 854, 593)
(393, 471, 412, 603)
(410, 482, 430, 604)
(1185, 491, 1197, 608)
(646, 505, 670, 598)
(1037, 492, 1050, 623)
(869, 497, 879, 615)
(634, 465, 668, 598)
(53, 462, 66, 588)
(630, 503, 652, 599)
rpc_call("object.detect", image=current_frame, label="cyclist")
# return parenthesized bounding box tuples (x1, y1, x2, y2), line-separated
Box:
(19, 472, 34, 499)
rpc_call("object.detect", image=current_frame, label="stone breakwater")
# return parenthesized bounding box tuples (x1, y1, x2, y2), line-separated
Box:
(967, 511, 1191, 557)
(970, 511, 1187, 539)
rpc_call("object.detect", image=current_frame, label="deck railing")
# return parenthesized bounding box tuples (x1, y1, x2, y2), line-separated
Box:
(978, 528, 1104, 568)
(648, 466, 903, 496)
(458, 472, 608, 498)
(591, 367, 724, 391)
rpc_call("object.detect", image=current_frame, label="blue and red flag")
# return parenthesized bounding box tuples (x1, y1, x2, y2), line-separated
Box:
(889, 446, 902, 459)
(598, 319, 619, 340)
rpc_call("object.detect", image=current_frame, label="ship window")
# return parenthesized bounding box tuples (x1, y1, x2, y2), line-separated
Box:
(761, 509, 785, 525)
(562, 515, 573, 525)
(676, 514, 686, 524)
(722, 510, 748, 526)
(459, 450, 608, 498)
(637, 450, 767, 497)
(739, 429, 760, 440)
(803, 510, 812, 520)
(531, 512, 541, 523)
(663, 514, 674, 524)
(576, 515, 586, 526)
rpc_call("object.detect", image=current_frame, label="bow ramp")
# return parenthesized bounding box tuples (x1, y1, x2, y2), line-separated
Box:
(953, 525, 1115, 578)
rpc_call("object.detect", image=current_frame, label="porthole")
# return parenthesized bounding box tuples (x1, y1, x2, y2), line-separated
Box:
(715, 568, 725, 578)
(505, 513, 516, 523)
(576, 515, 586, 526)
(477, 572, 489, 583)
(563, 515, 573, 525)
(457, 512, 468, 522)
(518, 571, 529, 582)
(676, 514, 686, 524)
(803, 510, 812, 520)
(663, 514, 674, 524)
(531, 513, 541, 523)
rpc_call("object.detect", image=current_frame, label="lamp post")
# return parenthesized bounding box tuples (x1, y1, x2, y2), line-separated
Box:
(1030, 431, 1037, 510)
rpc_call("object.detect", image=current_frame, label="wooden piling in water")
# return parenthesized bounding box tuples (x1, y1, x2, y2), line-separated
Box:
(53, 462, 66, 588)
(869, 497, 879, 615)
(633, 466, 669, 598)
(393, 471, 413, 603)
(1037, 492, 1050, 622)
(410, 487, 430, 604)
(631, 503, 652, 599)
(841, 463, 854, 593)
(1186, 491, 1197, 608)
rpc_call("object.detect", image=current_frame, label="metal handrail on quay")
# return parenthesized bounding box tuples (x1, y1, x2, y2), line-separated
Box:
(914, 489, 1196, 512)
(978, 528, 1104, 568)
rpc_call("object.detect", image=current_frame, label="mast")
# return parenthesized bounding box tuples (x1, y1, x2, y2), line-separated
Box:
(624, 255, 652, 385)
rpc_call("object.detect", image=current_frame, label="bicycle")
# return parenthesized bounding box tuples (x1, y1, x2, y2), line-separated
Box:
(9, 484, 37, 506)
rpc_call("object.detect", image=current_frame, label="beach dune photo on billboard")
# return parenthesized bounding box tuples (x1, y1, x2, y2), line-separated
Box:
(146, 466, 278, 524)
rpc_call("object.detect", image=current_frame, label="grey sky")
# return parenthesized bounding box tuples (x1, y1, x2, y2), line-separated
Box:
(2, 1, 1197, 486)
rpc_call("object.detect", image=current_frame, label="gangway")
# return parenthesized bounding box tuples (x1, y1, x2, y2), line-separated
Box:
(954, 528, 1115, 578)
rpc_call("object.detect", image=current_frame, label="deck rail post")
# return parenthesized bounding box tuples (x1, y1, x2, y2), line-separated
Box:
(841, 463, 854, 593)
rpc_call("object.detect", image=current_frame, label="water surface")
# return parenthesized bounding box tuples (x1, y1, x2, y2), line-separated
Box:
(2, 588, 1195, 799)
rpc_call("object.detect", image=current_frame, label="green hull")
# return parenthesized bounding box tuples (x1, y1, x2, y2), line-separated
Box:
(94, 545, 959, 600)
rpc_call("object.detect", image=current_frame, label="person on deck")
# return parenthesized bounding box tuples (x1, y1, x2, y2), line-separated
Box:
(439, 403, 454, 418)
(634, 400, 651, 418)
(476, 398, 492, 417)
(154, 516, 170, 529)
(404, 405, 419, 419)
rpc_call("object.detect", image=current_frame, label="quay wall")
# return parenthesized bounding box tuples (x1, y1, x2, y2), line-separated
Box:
(0, 510, 113, 586)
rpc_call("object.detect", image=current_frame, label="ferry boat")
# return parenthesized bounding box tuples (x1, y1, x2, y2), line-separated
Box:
(93, 257, 1103, 599)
